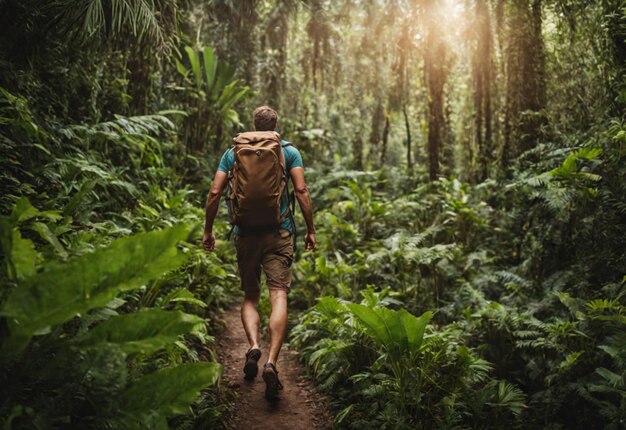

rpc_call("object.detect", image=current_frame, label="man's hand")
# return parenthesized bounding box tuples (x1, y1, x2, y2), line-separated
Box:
(304, 232, 316, 251)
(203, 231, 216, 252)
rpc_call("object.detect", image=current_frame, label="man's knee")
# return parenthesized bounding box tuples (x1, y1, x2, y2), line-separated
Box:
(269, 288, 288, 307)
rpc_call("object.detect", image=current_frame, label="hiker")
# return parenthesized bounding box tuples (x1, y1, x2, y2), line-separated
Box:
(202, 106, 316, 400)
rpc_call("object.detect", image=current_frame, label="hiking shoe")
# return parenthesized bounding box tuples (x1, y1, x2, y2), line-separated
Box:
(262, 362, 284, 400)
(243, 348, 261, 380)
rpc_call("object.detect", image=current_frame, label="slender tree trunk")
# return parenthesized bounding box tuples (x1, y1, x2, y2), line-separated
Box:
(604, 0, 626, 114)
(353, 135, 364, 170)
(368, 101, 385, 168)
(403, 103, 412, 174)
(381, 112, 390, 166)
(266, 4, 290, 109)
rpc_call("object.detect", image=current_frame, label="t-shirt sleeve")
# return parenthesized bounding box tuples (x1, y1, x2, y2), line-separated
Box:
(217, 149, 234, 173)
(285, 146, 303, 171)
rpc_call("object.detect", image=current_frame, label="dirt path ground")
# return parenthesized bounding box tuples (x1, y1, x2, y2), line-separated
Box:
(216, 305, 333, 430)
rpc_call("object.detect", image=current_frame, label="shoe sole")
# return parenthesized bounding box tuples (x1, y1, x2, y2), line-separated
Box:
(243, 360, 258, 379)
(263, 369, 279, 400)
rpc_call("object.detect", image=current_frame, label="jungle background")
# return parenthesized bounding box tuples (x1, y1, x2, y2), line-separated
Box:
(0, 0, 625, 428)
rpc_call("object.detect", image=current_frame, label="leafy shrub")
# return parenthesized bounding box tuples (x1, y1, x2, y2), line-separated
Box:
(0, 214, 223, 428)
(292, 296, 526, 429)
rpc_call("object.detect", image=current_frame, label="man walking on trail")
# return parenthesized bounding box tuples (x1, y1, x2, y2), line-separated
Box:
(202, 106, 316, 400)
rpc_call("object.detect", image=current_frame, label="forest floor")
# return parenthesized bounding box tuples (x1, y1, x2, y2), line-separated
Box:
(216, 305, 333, 430)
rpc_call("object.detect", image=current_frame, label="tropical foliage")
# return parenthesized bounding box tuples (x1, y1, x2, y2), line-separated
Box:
(1, 0, 625, 429)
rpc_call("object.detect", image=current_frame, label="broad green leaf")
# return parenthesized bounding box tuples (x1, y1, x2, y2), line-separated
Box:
(220, 87, 249, 114)
(378, 306, 407, 351)
(222, 109, 241, 126)
(118, 362, 222, 417)
(399, 309, 433, 354)
(184, 46, 202, 90)
(347, 303, 393, 349)
(348, 303, 432, 355)
(202, 46, 217, 90)
(80, 309, 204, 355)
(0, 224, 191, 356)
(10, 197, 39, 224)
(212, 63, 235, 98)
(175, 58, 189, 79)
(216, 80, 240, 108)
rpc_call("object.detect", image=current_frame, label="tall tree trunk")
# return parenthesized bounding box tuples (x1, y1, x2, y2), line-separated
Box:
(424, 0, 448, 181)
(501, 0, 546, 168)
(471, 0, 494, 181)
(424, 0, 447, 181)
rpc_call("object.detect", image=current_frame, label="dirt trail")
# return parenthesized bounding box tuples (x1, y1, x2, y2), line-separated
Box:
(217, 305, 333, 430)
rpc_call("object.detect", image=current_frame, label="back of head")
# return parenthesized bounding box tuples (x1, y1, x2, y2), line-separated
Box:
(253, 106, 278, 131)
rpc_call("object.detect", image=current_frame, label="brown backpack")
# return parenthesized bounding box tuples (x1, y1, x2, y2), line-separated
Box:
(226, 131, 289, 230)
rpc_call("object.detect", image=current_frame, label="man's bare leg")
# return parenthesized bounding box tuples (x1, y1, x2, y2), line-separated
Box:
(241, 290, 261, 350)
(267, 289, 288, 365)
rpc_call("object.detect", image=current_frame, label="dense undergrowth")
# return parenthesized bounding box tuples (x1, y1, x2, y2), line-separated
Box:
(0, 87, 240, 428)
(290, 119, 626, 429)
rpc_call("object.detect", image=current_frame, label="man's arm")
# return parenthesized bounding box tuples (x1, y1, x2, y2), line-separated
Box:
(289, 166, 316, 250)
(203, 170, 228, 252)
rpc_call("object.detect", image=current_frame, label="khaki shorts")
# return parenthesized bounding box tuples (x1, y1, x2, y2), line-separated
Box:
(234, 229, 294, 294)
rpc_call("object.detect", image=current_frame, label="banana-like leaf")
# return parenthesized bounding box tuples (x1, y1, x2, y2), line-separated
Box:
(212, 63, 235, 99)
(0, 224, 191, 356)
(118, 362, 222, 418)
(222, 109, 241, 127)
(220, 87, 250, 115)
(216, 80, 241, 108)
(202, 46, 217, 90)
(347, 303, 432, 355)
(79, 309, 204, 355)
(347, 303, 394, 349)
(184, 46, 202, 90)
(399, 308, 433, 353)
(175, 59, 189, 79)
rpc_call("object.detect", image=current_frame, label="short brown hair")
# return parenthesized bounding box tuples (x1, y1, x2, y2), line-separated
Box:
(253, 106, 278, 131)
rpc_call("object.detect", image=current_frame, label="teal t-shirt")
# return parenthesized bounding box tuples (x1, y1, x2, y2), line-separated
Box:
(217, 140, 303, 235)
